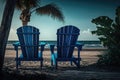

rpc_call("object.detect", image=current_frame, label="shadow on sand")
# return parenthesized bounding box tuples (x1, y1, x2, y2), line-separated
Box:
(1, 64, 120, 80)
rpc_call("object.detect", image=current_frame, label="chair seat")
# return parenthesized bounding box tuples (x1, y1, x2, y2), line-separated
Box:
(15, 52, 43, 61)
(51, 53, 81, 61)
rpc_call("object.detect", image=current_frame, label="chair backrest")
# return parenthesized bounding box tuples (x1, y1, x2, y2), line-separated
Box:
(57, 25, 80, 58)
(17, 26, 40, 58)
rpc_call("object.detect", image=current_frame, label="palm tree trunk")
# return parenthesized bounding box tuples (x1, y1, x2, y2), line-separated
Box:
(20, 9, 31, 26)
(22, 21, 28, 26)
(0, 0, 16, 71)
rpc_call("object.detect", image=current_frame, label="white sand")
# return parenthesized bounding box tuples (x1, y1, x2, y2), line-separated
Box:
(5, 49, 104, 66)
(4, 49, 120, 80)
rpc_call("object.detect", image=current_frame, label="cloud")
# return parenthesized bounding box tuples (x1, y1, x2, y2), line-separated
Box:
(79, 28, 98, 40)
(8, 28, 18, 40)
(82, 29, 91, 34)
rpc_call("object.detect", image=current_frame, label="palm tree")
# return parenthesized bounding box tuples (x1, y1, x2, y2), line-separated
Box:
(16, 0, 64, 26)
(0, 0, 16, 70)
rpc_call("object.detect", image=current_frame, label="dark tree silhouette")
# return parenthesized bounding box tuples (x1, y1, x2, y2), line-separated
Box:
(91, 6, 120, 66)
(0, 0, 16, 70)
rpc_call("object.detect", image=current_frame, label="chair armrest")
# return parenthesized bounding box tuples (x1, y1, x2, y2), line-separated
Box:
(13, 42, 20, 59)
(75, 42, 83, 59)
(76, 42, 83, 51)
(13, 42, 20, 50)
(50, 44, 55, 53)
(39, 42, 46, 52)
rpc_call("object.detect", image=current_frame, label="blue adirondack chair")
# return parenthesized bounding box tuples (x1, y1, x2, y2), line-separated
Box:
(13, 26, 45, 70)
(50, 25, 83, 69)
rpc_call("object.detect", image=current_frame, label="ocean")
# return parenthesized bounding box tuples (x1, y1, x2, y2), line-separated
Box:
(7, 40, 105, 49)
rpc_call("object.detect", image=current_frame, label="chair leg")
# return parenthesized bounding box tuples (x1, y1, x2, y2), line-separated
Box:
(18, 61, 21, 65)
(55, 61, 58, 69)
(73, 60, 80, 68)
(40, 61, 43, 68)
(77, 60, 80, 68)
(70, 61, 73, 66)
(16, 60, 18, 70)
(51, 59, 53, 66)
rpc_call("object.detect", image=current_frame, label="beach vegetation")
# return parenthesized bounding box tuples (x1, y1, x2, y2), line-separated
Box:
(91, 6, 120, 66)
(16, 0, 64, 26)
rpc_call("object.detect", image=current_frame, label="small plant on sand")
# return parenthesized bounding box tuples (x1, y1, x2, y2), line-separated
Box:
(91, 6, 120, 66)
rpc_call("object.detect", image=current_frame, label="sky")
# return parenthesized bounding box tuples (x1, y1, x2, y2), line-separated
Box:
(0, 0, 120, 41)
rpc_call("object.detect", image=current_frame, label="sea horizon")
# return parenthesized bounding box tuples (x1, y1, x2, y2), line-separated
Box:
(6, 40, 107, 50)
(7, 40, 101, 46)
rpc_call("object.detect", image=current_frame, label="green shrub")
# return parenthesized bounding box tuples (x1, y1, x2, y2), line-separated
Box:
(91, 6, 120, 66)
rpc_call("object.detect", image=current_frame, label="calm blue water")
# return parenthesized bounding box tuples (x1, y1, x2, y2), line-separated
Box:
(7, 40, 103, 48)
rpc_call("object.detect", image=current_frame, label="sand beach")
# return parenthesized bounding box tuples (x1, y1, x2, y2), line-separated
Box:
(1, 46, 120, 80)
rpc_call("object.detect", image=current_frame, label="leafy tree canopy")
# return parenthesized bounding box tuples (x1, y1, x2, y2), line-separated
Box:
(91, 6, 120, 66)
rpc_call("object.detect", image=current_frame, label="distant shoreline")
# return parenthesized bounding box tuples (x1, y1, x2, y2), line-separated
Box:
(6, 40, 107, 51)
(6, 46, 107, 51)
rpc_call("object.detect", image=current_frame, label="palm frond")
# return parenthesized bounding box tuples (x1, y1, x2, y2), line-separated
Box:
(27, 0, 41, 8)
(16, 0, 23, 10)
(16, 0, 41, 10)
(35, 3, 64, 22)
